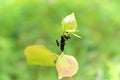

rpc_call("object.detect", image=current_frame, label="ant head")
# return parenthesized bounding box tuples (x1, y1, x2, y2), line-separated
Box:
(64, 35, 71, 40)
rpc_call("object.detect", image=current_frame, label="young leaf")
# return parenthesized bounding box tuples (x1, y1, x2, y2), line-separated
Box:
(62, 13, 81, 38)
(62, 13, 77, 34)
(56, 53, 79, 79)
(24, 45, 58, 66)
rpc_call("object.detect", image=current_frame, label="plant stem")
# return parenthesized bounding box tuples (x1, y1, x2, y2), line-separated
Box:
(70, 77, 74, 80)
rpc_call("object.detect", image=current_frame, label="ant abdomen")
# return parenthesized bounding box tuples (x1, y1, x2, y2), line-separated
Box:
(56, 35, 70, 52)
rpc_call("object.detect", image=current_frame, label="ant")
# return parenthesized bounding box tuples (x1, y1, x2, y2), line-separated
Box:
(56, 34, 70, 52)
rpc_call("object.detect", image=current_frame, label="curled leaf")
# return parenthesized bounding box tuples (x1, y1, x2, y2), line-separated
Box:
(62, 13, 77, 33)
(56, 53, 79, 79)
(62, 13, 81, 38)
(24, 45, 58, 66)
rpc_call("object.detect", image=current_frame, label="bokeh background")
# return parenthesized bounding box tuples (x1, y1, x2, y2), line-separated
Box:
(0, 0, 120, 80)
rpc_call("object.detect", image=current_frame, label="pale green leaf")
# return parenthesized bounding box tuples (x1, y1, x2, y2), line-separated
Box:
(62, 13, 81, 38)
(24, 45, 58, 66)
(56, 53, 79, 79)
(62, 13, 77, 34)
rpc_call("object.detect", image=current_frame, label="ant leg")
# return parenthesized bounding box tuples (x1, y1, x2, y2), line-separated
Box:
(56, 40, 59, 46)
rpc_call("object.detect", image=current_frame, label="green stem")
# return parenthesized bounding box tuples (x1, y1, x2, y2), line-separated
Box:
(70, 77, 74, 80)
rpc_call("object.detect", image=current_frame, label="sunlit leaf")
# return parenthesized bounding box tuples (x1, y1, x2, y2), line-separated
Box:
(62, 13, 77, 34)
(56, 53, 79, 79)
(62, 13, 81, 38)
(24, 45, 58, 66)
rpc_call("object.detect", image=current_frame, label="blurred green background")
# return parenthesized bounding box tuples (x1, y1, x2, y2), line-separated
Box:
(0, 0, 120, 80)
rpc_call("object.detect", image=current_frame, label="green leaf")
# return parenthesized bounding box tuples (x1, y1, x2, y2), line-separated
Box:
(56, 52, 79, 79)
(24, 45, 58, 66)
(62, 13, 77, 34)
(62, 13, 81, 38)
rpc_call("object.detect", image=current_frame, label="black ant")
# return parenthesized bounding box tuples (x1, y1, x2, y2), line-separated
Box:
(56, 34, 70, 52)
